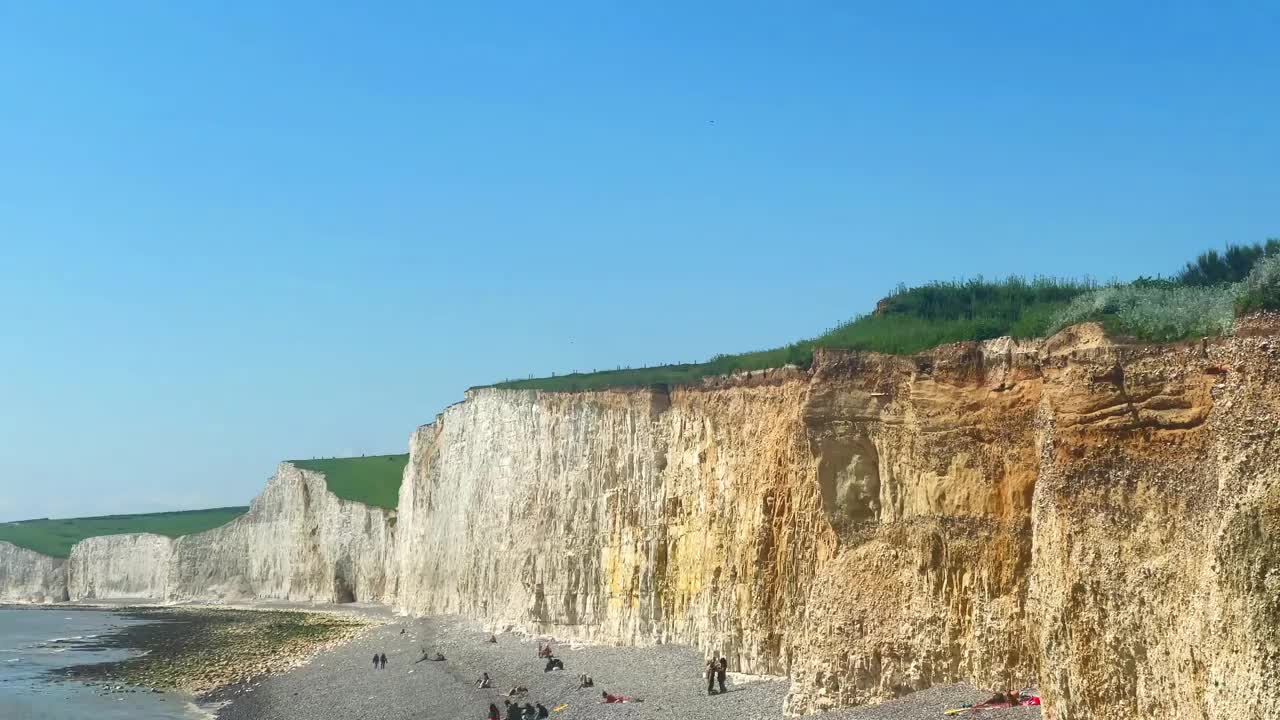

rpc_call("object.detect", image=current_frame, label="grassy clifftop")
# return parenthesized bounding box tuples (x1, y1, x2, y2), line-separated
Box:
(290, 454, 408, 510)
(493, 241, 1280, 392)
(0, 507, 249, 558)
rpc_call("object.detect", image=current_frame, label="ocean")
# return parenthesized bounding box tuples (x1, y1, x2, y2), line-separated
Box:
(0, 607, 211, 720)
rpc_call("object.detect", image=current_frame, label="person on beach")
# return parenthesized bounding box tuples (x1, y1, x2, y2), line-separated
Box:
(577, 673, 594, 689)
(477, 672, 494, 688)
(380, 653, 388, 669)
(504, 700, 521, 720)
(705, 659, 717, 695)
(544, 657, 564, 672)
(601, 690, 643, 703)
(487, 703, 501, 720)
(416, 648, 446, 663)
(488, 634, 499, 644)
(373, 653, 380, 670)
(535, 703, 550, 718)
(716, 656, 728, 694)
(521, 702, 536, 718)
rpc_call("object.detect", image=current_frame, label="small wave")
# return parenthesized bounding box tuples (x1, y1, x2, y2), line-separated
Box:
(47, 636, 84, 643)
(5, 658, 19, 663)
(187, 699, 228, 719)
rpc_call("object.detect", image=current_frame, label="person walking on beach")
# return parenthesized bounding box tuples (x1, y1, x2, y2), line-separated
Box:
(380, 653, 388, 669)
(705, 659, 717, 695)
(373, 653, 380, 670)
(716, 656, 728, 694)
(487, 703, 501, 720)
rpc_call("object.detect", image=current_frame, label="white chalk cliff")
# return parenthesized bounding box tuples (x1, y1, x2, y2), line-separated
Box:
(62, 463, 395, 604)
(5, 325, 1280, 720)
(0, 541, 67, 603)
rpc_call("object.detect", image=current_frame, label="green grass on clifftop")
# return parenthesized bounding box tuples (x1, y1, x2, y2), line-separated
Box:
(494, 278, 1092, 391)
(289, 454, 408, 510)
(491, 241, 1280, 392)
(0, 507, 249, 558)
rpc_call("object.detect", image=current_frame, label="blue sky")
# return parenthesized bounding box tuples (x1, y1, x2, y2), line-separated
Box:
(1, 2, 1276, 520)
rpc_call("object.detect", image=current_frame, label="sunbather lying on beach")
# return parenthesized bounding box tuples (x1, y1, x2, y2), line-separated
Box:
(601, 691, 643, 703)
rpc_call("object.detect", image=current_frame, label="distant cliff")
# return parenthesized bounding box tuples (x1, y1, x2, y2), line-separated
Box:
(60, 463, 395, 604)
(0, 541, 67, 603)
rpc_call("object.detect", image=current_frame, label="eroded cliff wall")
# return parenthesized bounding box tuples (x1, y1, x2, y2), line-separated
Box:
(394, 326, 1280, 720)
(0, 541, 67, 603)
(65, 463, 396, 604)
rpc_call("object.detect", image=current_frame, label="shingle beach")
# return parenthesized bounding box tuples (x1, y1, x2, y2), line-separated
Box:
(211, 615, 1040, 720)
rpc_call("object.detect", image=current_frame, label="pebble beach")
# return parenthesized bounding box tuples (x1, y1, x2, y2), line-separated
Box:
(210, 615, 1041, 720)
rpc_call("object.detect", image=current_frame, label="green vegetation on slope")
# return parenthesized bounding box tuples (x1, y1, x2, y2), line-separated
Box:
(493, 241, 1280, 392)
(289, 454, 408, 510)
(0, 507, 249, 558)
(494, 277, 1094, 391)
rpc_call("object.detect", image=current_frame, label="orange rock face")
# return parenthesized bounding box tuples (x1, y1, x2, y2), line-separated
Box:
(393, 324, 1280, 719)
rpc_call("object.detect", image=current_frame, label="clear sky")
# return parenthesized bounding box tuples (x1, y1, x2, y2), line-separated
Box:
(1, 2, 1276, 521)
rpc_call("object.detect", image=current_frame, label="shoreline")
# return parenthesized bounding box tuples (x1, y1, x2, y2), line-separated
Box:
(13, 602, 1042, 719)
(53, 605, 378, 697)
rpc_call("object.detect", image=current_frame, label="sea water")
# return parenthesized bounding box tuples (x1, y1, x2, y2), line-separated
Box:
(0, 607, 211, 720)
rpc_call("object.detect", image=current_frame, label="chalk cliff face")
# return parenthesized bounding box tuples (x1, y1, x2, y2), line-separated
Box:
(67, 534, 173, 600)
(66, 463, 396, 604)
(6, 323, 1279, 719)
(0, 541, 67, 603)
(1027, 325, 1280, 720)
(394, 325, 1280, 720)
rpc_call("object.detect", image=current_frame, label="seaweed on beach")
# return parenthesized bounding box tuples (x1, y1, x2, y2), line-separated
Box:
(55, 608, 369, 694)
